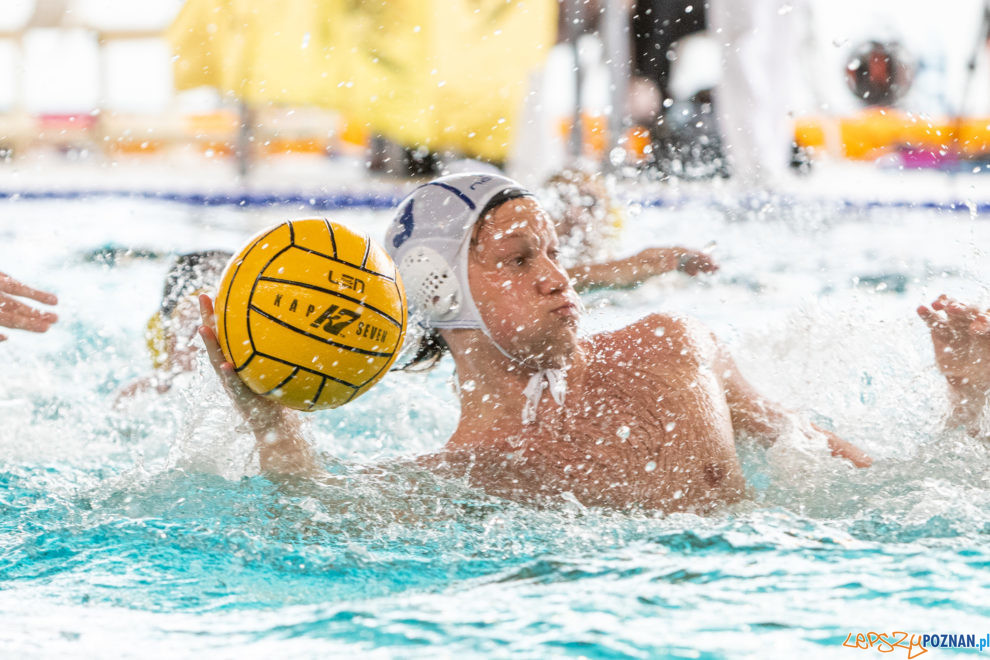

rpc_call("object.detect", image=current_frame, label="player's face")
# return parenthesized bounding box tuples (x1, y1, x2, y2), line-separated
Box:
(468, 197, 581, 369)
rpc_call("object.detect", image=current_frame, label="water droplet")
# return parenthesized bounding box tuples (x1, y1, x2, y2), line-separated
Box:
(645, 461, 657, 472)
(665, 421, 676, 432)
(616, 425, 630, 440)
(462, 379, 476, 392)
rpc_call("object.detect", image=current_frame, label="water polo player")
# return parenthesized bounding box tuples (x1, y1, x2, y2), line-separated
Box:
(117, 250, 231, 399)
(198, 173, 871, 513)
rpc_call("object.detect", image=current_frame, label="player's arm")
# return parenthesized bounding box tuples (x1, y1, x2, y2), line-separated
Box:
(714, 338, 872, 468)
(917, 295, 990, 435)
(198, 294, 318, 476)
(568, 247, 717, 290)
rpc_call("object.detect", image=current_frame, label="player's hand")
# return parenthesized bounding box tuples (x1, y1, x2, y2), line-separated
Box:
(917, 295, 990, 396)
(198, 293, 285, 431)
(0, 272, 58, 341)
(199, 294, 314, 475)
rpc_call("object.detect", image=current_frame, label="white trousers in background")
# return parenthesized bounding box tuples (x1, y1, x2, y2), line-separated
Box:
(709, 0, 803, 188)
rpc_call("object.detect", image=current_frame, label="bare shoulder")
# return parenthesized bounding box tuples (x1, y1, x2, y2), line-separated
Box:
(588, 313, 718, 370)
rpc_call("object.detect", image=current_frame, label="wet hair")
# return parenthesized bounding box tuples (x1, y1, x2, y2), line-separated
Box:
(478, 187, 531, 223)
(159, 250, 233, 317)
(395, 329, 449, 372)
(396, 188, 531, 372)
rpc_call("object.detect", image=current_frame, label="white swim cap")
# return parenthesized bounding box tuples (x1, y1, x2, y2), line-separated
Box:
(385, 173, 530, 329)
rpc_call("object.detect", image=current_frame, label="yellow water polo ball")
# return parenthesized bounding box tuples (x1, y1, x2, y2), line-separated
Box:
(215, 218, 407, 411)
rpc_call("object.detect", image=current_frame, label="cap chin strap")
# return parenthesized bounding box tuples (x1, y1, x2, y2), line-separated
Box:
(469, 305, 568, 426)
(521, 367, 567, 425)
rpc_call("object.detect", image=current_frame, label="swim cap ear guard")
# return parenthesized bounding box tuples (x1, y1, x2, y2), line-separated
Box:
(398, 244, 463, 323)
(385, 173, 529, 330)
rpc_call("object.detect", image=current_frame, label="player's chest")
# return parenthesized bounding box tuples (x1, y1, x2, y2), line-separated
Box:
(554, 362, 734, 455)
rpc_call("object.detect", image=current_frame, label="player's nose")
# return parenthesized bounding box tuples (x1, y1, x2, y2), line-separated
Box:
(536, 255, 569, 295)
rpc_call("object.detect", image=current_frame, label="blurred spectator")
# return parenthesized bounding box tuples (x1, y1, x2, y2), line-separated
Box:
(630, 0, 725, 179)
(631, 0, 706, 113)
(708, 0, 802, 188)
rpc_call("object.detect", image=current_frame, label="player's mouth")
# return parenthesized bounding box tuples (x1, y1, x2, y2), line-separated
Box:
(551, 302, 579, 319)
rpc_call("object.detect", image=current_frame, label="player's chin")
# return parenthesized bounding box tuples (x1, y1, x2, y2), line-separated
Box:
(538, 328, 580, 368)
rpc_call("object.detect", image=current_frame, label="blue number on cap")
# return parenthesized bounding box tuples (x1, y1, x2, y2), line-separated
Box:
(392, 200, 415, 249)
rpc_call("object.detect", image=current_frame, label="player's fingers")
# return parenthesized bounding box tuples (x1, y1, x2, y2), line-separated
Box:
(8, 311, 57, 333)
(0, 273, 58, 305)
(917, 305, 955, 344)
(197, 295, 260, 409)
(198, 325, 227, 372)
(943, 299, 980, 325)
(216, 351, 268, 417)
(198, 293, 216, 330)
(916, 305, 943, 329)
(970, 314, 990, 335)
(201, 327, 251, 402)
(0, 295, 58, 332)
(198, 295, 235, 376)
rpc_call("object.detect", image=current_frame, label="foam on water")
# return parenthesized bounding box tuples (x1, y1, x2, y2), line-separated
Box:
(1, 194, 988, 656)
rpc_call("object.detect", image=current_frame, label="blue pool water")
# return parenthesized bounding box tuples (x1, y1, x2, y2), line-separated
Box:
(1, 194, 988, 657)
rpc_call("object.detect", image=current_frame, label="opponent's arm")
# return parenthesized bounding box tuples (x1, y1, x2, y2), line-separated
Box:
(0, 272, 58, 341)
(917, 295, 990, 435)
(715, 339, 872, 468)
(568, 246, 718, 290)
(198, 294, 317, 476)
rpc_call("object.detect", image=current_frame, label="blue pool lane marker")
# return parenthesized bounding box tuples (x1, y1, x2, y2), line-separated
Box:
(0, 188, 989, 214)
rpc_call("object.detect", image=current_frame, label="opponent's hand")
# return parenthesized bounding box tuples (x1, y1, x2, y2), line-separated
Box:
(917, 295, 990, 397)
(630, 247, 719, 278)
(671, 247, 719, 277)
(0, 272, 58, 341)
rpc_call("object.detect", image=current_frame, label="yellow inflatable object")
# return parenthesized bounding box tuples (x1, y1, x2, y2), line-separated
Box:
(167, 0, 558, 162)
(167, 0, 349, 107)
(216, 219, 407, 411)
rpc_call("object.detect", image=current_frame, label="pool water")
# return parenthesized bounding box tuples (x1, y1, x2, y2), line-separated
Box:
(1, 194, 988, 657)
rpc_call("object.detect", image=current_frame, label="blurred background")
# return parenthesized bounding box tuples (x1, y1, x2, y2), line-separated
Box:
(0, 0, 987, 196)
